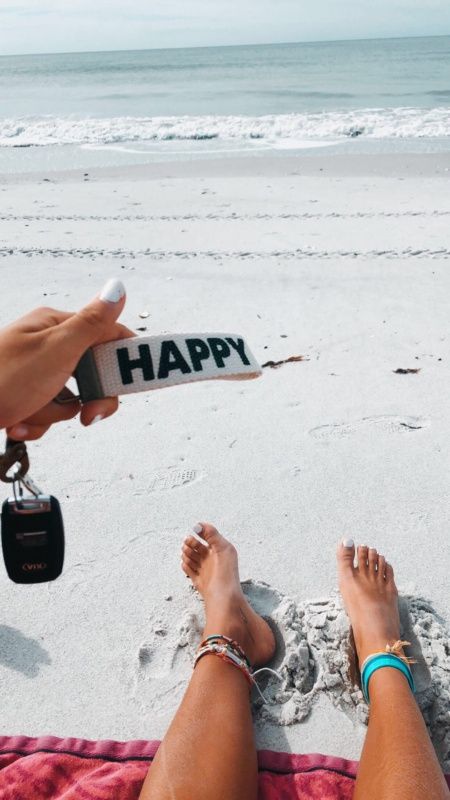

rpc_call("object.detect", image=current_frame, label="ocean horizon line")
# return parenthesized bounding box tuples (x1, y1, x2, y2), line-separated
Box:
(1, 32, 450, 61)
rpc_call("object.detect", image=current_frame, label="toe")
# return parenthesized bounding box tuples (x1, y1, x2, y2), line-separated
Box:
(337, 538, 355, 575)
(181, 559, 198, 581)
(182, 541, 202, 564)
(185, 535, 208, 555)
(357, 545, 369, 569)
(378, 555, 386, 579)
(193, 522, 222, 549)
(368, 547, 378, 575)
(182, 554, 199, 574)
(385, 562, 397, 592)
(185, 535, 203, 549)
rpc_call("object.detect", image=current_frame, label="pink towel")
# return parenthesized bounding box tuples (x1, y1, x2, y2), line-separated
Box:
(0, 735, 448, 798)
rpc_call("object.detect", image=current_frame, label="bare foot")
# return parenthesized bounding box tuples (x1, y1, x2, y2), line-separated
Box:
(181, 523, 276, 668)
(337, 539, 403, 666)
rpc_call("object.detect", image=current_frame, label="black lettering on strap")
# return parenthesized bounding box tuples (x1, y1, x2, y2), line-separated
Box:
(186, 338, 211, 372)
(207, 338, 231, 368)
(226, 337, 251, 366)
(158, 340, 192, 379)
(117, 345, 155, 385)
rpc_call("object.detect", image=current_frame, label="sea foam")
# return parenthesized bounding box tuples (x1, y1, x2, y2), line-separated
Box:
(1, 107, 449, 148)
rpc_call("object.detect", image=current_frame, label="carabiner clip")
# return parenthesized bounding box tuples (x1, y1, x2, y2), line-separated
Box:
(0, 439, 29, 484)
(16, 470, 43, 498)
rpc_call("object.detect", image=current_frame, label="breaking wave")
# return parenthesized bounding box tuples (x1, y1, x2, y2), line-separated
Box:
(1, 107, 450, 148)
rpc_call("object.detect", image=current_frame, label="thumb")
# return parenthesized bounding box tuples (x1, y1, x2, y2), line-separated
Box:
(58, 278, 127, 356)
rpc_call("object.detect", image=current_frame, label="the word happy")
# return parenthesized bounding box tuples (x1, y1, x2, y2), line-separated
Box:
(116, 336, 251, 385)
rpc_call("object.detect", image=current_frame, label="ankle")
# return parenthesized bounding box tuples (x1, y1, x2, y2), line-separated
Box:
(356, 638, 405, 668)
(366, 665, 414, 702)
(203, 617, 254, 665)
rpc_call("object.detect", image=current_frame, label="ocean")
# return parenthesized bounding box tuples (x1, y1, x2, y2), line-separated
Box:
(0, 35, 449, 170)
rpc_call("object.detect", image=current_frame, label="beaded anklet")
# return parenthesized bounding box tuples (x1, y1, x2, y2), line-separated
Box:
(360, 640, 416, 703)
(194, 633, 282, 703)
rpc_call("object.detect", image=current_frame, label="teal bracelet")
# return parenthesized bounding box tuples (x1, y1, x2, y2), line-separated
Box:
(361, 653, 415, 703)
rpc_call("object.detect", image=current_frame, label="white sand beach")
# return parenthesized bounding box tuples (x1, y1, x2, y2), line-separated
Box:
(0, 150, 449, 766)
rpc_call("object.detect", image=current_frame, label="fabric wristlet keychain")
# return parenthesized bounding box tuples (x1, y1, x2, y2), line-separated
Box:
(73, 332, 262, 402)
(0, 332, 262, 585)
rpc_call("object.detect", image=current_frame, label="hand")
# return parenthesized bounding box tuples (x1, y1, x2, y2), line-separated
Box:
(0, 278, 134, 440)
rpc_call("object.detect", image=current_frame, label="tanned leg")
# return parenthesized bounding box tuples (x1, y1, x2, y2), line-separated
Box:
(139, 523, 275, 800)
(337, 540, 449, 800)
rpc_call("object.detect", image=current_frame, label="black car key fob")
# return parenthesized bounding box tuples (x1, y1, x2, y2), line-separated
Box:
(1, 493, 64, 583)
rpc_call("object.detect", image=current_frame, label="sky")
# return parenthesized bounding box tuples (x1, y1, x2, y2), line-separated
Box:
(0, 0, 449, 56)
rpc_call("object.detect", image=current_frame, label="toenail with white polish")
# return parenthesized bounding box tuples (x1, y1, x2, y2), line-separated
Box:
(342, 538, 354, 548)
(193, 523, 203, 534)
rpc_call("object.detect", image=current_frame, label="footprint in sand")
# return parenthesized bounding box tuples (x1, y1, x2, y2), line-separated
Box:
(137, 619, 172, 680)
(134, 611, 203, 710)
(131, 468, 200, 497)
(147, 468, 199, 492)
(137, 611, 203, 679)
(309, 415, 429, 440)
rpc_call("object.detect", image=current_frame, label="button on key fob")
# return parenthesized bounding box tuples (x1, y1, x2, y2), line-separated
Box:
(1, 494, 64, 583)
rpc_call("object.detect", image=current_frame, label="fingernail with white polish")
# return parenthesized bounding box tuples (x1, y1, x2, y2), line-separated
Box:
(342, 538, 354, 548)
(90, 414, 104, 425)
(99, 278, 126, 304)
(193, 523, 203, 534)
